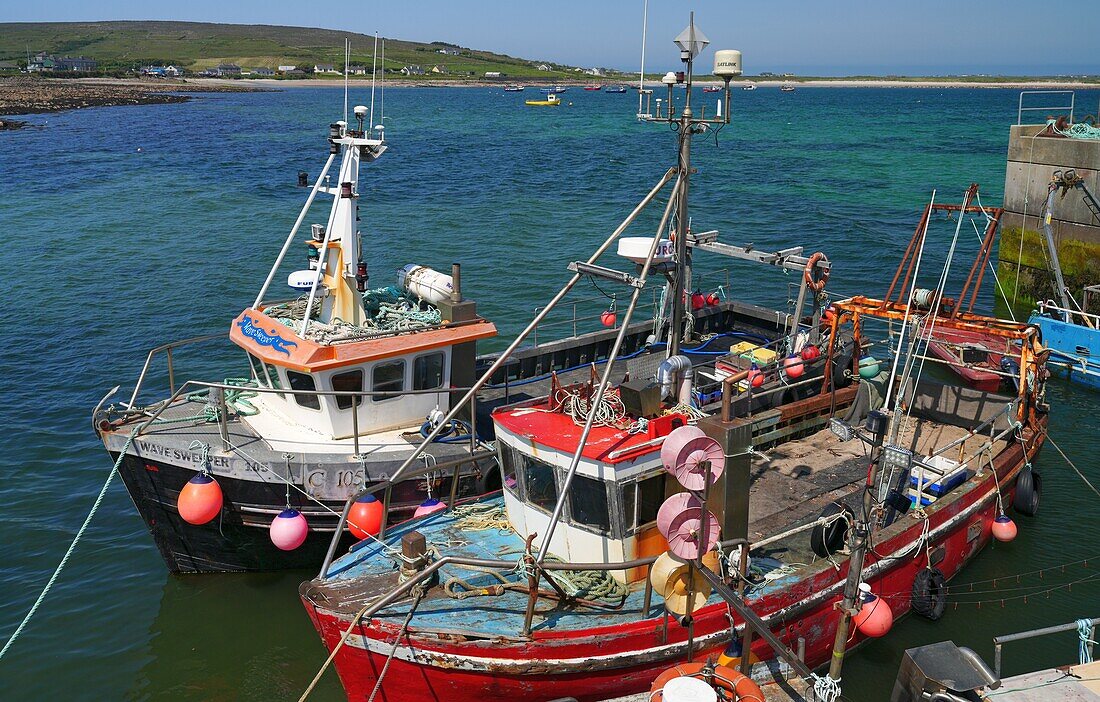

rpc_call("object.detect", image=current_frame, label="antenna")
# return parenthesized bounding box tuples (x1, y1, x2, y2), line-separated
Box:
(379, 39, 385, 138)
(368, 33, 378, 131)
(637, 0, 649, 118)
(343, 38, 350, 125)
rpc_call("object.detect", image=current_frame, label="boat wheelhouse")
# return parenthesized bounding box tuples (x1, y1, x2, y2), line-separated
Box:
(94, 106, 500, 573)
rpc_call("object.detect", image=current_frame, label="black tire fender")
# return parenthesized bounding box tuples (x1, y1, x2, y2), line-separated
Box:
(1013, 465, 1041, 517)
(810, 502, 853, 558)
(911, 567, 947, 620)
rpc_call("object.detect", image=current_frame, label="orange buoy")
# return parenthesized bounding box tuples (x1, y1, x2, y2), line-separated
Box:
(992, 514, 1018, 542)
(716, 636, 760, 669)
(691, 292, 707, 311)
(650, 661, 765, 701)
(801, 344, 821, 362)
(413, 498, 447, 518)
(705, 292, 721, 306)
(853, 582, 893, 637)
(177, 473, 223, 525)
(348, 494, 384, 540)
(600, 310, 617, 327)
(783, 354, 805, 379)
(747, 365, 765, 388)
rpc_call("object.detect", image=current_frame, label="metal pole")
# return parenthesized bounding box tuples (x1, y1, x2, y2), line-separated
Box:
(669, 60, 694, 357)
(1040, 183, 1073, 314)
(300, 150, 354, 336)
(536, 179, 682, 563)
(252, 153, 337, 309)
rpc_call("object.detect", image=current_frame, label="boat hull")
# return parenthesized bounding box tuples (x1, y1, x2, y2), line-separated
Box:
(302, 427, 1044, 701)
(1030, 313, 1100, 390)
(109, 450, 478, 573)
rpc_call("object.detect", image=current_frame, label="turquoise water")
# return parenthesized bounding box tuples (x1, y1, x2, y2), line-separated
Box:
(2, 85, 1099, 700)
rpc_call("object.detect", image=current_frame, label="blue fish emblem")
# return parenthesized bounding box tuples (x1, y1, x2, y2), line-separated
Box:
(237, 316, 299, 355)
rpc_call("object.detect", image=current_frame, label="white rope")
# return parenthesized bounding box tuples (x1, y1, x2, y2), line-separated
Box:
(811, 673, 842, 702)
(0, 430, 137, 660)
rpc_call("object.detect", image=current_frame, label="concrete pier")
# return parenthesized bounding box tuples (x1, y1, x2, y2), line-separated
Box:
(998, 125, 1100, 312)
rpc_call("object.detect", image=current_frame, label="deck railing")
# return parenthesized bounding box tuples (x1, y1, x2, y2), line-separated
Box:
(993, 616, 1099, 677)
(1017, 90, 1075, 125)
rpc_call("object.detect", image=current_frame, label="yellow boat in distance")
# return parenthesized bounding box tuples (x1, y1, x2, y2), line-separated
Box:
(525, 94, 560, 106)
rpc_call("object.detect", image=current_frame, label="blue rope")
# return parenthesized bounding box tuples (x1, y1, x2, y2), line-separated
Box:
(421, 419, 476, 443)
(1078, 618, 1097, 664)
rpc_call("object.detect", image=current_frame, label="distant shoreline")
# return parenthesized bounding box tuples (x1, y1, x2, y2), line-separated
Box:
(202, 77, 1100, 90)
(2, 75, 1096, 120)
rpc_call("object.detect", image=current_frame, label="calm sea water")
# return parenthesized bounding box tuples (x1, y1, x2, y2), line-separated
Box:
(2, 85, 1099, 700)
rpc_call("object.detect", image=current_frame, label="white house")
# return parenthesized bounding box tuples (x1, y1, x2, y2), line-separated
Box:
(278, 65, 297, 72)
(314, 63, 337, 73)
(536, 64, 552, 71)
(484, 71, 502, 78)
(400, 64, 425, 76)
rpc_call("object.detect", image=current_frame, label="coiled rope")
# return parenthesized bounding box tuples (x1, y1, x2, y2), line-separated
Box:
(1079, 619, 1098, 664)
(0, 429, 138, 661)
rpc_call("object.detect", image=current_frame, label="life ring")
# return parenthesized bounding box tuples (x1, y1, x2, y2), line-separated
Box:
(651, 661, 765, 701)
(810, 502, 852, 558)
(1013, 465, 1041, 516)
(911, 567, 947, 620)
(804, 252, 830, 292)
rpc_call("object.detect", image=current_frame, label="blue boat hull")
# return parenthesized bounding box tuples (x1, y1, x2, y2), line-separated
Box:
(1029, 313, 1100, 389)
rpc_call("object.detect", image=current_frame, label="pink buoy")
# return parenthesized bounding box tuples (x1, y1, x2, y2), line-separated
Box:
(853, 583, 893, 637)
(660, 426, 708, 474)
(992, 514, 1018, 542)
(664, 507, 721, 560)
(600, 310, 617, 327)
(414, 498, 448, 518)
(783, 354, 805, 379)
(656, 492, 701, 539)
(801, 344, 821, 362)
(674, 436, 725, 489)
(269, 509, 309, 550)
(177, 473, 223, 525)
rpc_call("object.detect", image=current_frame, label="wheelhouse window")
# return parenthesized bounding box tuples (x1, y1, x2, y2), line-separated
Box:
(331, 369, 364, 410)
(524, 456, 558, 512)
(624, 473, 666, 532)
(246, 353, 265, 385)
(372, 360, 405, 401)
(287, 370, 320, 410)
(500, 445, 521, 495)
(569, 473, 610, 533)
(414, 352, 445, 391)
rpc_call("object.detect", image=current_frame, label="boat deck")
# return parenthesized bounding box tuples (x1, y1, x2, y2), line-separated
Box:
(982, 660, 1100, 701)
(305, 414, 1003, 638)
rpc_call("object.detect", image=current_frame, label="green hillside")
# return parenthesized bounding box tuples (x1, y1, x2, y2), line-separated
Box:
(0, 20, 605, 79)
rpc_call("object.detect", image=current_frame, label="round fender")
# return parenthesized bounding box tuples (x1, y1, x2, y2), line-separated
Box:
(911, 567, 947, 620)
(475, 460, 503, 495)
(1013, 465, 1041, 516)
(810, 502, 853, 558)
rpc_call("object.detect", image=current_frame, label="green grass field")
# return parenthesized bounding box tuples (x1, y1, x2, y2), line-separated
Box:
(0, 20, 613, 79)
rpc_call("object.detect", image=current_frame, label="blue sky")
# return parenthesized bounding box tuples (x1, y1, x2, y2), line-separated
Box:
(4, 1, 1098, 76)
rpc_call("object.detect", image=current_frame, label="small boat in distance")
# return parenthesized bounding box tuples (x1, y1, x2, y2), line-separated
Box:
(503, 85, 525, 92)
(604, 85, 628, 93)
(702, 85, 721, 93)
(541, 85, 567, 94)
(525, 93, 561, 106)
(780, 82, 796, 92)
(583, 84, 602, 91)
(742, 82, 757, 90)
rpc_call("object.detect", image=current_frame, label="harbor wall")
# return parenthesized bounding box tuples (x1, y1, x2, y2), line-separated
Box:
(998, 124, 1100, 312)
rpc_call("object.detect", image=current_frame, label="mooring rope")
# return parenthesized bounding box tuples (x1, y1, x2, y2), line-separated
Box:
(1079, 619, 1097, 664)
(1041, 429, 1100, 499)
(0, 429, 138, 661)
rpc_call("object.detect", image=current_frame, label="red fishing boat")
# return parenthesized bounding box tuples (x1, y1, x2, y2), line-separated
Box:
(299, 17, 1051, 702)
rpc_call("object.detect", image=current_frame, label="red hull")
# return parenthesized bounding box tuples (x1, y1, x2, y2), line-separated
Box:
(926, 329, 1008, 393)
(302, 433, 1043, 702)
